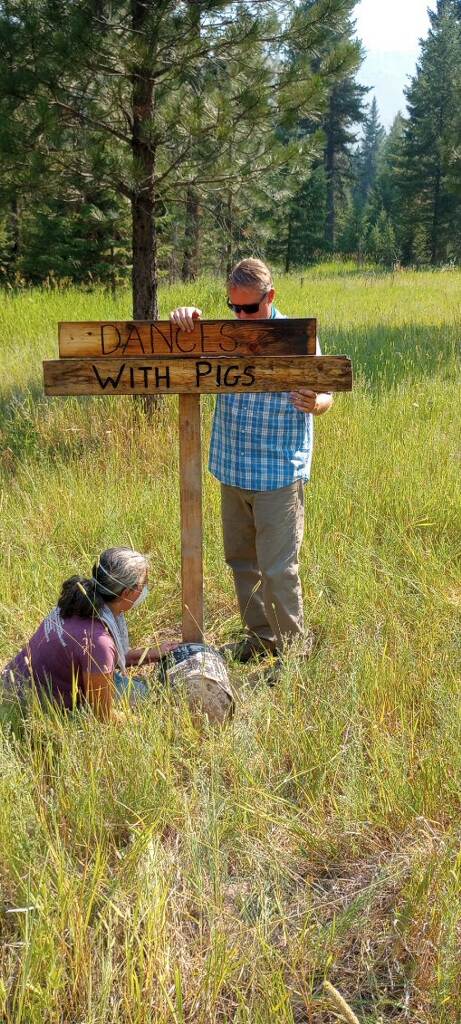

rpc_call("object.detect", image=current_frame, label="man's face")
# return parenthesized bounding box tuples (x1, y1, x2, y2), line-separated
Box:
(227, 285, 275, 320)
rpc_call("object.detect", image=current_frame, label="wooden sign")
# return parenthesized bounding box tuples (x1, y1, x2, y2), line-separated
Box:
(43, 317, 353, 643)
(58, 318, 318, 358)
(43, 355, 352, 396)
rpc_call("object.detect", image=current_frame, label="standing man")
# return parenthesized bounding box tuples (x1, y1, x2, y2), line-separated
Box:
(170, 258, 333, 668)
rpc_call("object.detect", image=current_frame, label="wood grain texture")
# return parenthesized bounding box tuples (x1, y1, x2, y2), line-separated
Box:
(43, 355, 352, 396)
(179, 395, 204, 642)
(58, 318, 318, 358)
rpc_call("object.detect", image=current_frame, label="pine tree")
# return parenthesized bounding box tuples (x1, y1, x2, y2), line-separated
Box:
(397, 0, 461, 263)
(324, 73, 368, 249)
(355, 96, 385, 210)
(365, 209, 397, 267)
(369, 114, 405, 225)
(349, 113, 405, 261)
(317, 3, 368, 251)
(339, 96, 385, 255)
(0, 0, 367, 303)
(257, 0, 367, 264)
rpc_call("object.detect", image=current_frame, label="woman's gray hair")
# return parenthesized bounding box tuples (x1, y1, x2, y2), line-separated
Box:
(58, 547, 148, 619)
(92, 547, 148, 599)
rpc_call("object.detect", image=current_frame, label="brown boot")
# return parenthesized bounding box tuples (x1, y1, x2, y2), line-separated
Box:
(219, 636, 278, 664)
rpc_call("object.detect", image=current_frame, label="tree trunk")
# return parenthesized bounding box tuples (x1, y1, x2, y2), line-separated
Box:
(132, 189, 157, 318)
(325, 127, 336, 250)
(131, 0, 157, 321)
(430, 162, 442, 265)
(9, 193, 20, 270)
(169, 216, 179, 283)
(182, 185, 200, 281)
(131, 0, 160, 410)
(285, 207, 293, 273)
(225, 191, 233, 278)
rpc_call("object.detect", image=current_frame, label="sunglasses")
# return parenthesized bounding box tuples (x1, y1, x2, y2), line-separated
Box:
(226, 292, 268, 314)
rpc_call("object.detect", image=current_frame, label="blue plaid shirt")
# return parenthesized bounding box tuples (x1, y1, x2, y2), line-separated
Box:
(209, 308, 314, 491)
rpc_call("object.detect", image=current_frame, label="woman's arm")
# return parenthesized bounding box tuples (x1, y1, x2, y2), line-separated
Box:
(125, 641, 180, 667)
(82, 670, 115, 720)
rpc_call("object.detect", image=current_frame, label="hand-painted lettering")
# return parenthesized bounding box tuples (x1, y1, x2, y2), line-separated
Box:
(242, 365, 256, 386)
(195, 360, 213, 386)
(223, 365, 240, 386)
(124, 324, 145, 355)
(175, 327, 196, 354)
(218, 324, 238, 353)
(100, 324, 122, 355)
(155, 365, 171, 388)
(92, 363, 125, 389)
(138, 366, 152, 387)
(150, 322, 173, 354)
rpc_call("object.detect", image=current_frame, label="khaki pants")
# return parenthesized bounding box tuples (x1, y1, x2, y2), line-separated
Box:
(221, 480, 305, 651)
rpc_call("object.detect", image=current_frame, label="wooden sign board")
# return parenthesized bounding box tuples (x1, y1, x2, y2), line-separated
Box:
(58, 318, 318, 358)
(43, 355, 352, 396)
(43, 318, 352, 643)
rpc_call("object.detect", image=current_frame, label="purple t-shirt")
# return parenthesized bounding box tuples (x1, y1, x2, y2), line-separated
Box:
(2, 609, 117, 709)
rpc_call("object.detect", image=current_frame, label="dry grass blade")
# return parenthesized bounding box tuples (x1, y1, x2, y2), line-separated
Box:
(323, 981, 361, 1024)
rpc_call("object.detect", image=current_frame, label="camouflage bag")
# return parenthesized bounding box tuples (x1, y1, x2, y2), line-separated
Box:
(159, 643, 234, 724)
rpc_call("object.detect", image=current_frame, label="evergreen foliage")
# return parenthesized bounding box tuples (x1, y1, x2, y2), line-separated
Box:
(397, 0, 461, 263)
(0, 0, 460, 282)
(355, 96, 385, 211)
(0, 0, 364, 301)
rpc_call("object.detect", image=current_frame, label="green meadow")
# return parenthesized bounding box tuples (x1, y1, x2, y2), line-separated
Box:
(0, 267, 460, 1023)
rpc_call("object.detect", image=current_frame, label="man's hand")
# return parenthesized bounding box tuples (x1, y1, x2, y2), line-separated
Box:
(290, 389, 333, 415)
(169, 306, 202, 332)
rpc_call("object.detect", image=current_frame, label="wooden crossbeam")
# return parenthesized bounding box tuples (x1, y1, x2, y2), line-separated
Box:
(43, 355, 352, 396)
(58, 318, 318, 358)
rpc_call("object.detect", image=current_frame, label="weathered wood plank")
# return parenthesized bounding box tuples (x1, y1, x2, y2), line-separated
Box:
(58, 318, 317, 358)
(179, 396, 204, 642)
(43, 355, 352, 396)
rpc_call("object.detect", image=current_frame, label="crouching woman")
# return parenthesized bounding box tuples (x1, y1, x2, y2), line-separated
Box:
(1, 547, 174, 721)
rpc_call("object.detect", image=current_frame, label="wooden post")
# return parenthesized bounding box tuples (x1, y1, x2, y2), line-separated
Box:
(178, 395, 204, 642)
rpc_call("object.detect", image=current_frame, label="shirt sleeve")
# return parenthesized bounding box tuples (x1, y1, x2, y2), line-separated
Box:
(84, 628, 117, 676)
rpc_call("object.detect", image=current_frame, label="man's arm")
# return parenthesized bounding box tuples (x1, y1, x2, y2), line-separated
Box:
(290, 390, 333, 415)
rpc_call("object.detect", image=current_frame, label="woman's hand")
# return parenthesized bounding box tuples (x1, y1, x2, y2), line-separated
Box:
(126, 642, 181, 666)
(169, 306, 202, 332)
(111, 708, 130, 727)
(145, 641, 180, 662)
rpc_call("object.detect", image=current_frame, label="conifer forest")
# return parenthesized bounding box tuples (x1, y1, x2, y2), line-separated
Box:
(1, 0, 460, 316)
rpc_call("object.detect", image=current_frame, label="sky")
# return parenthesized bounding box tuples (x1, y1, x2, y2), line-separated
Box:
(354, 0, 432, 128)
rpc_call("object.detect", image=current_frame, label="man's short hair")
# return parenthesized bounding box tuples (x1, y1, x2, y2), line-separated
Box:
(228, 258, 273, 293)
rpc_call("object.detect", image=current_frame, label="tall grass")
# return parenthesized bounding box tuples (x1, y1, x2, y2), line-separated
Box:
(0, 267, 460, 1022)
